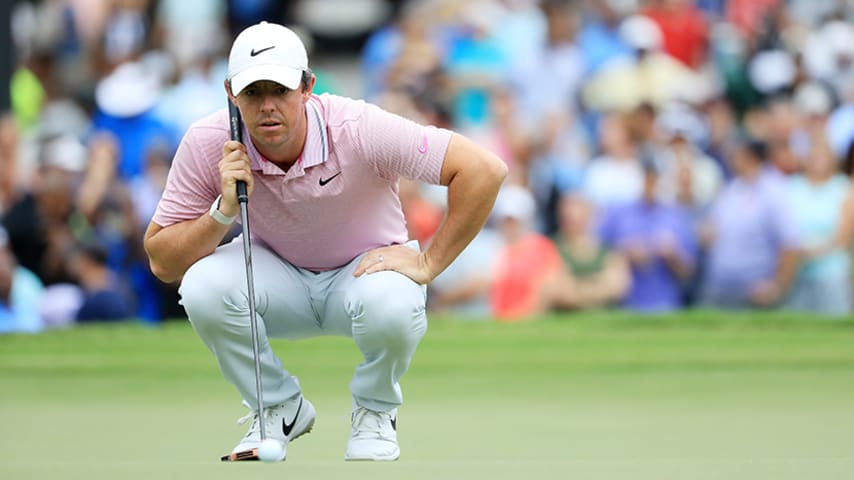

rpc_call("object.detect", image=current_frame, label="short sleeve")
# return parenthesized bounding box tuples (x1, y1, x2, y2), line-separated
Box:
(151, 130, 220, 227)
(354, 102, 452, 185)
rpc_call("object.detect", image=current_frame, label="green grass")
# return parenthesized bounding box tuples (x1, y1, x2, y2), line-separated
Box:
(1, 312, 853, 480)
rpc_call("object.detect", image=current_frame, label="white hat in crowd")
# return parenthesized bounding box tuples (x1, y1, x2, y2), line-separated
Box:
(492, 184, 536, 224)
(41, 134, 87, 172)
(619, 15, 663, 51)
(793, 82, 833, 117)
(657, 102, 707, 145)
(227, 22, 309, 95)
(748, 49, 796, 94)
(95, 61, 162, 118)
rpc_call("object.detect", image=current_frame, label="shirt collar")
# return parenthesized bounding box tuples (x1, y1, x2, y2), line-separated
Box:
(246, 95, 328, 174)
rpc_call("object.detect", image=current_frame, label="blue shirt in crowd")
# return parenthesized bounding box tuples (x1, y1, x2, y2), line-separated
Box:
(92, 109, 177, 180)
(702, 170, 799, 303)
(601, 201, 697, 312)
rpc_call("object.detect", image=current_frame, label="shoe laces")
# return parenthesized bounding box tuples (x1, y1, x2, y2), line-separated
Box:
(237, 407, 277, 438)
(350, 407, 394, 440)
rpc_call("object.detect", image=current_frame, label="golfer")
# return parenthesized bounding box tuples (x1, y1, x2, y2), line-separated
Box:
(143, 22, 506, 461)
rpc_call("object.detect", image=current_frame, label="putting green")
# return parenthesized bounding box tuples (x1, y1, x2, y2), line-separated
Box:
(1, 311, 852, 480)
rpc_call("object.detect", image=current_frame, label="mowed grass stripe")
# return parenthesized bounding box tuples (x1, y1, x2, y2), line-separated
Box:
(1, 313, 852, 480)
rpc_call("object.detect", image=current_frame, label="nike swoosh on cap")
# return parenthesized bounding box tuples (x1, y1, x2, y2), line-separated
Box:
(250, 46, 275, 57)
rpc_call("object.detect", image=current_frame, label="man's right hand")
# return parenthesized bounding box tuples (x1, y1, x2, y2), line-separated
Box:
(219, 140, 254, 216)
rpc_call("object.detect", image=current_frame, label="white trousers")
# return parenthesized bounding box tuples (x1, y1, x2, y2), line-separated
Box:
(178, 238, 427, 412)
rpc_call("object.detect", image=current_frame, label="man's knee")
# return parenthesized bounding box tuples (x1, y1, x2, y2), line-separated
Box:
(179, 254, 247, 332)
(346, 271, 427, 344)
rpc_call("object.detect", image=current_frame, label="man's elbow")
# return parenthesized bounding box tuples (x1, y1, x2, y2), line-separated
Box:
(144, 241, 182, 284)
(148, 259, 181, 284)
(483, 152, 508, 186)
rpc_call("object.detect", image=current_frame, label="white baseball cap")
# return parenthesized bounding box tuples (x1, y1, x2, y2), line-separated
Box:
(227, 22, 308, 95)
(492, 185, 536, 223)
(619, 15, 663, 51)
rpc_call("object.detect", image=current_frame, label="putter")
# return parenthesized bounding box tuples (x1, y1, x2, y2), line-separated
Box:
(221, 100, 266, 462)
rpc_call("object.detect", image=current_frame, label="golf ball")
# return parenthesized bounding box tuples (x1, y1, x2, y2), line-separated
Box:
(257, 438, 284, 462)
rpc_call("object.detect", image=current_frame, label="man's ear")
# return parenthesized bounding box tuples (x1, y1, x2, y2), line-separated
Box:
(302, 73, 316, 101)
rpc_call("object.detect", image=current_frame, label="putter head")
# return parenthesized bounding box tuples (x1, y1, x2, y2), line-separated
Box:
(221, 448, 260, 462)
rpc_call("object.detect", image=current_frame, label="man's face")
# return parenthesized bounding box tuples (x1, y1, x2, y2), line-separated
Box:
(231, 79, 313, 156)
(729, 145, 759, 177)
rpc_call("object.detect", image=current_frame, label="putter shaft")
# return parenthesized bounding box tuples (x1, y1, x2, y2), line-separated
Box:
(239, 199, 265, 441)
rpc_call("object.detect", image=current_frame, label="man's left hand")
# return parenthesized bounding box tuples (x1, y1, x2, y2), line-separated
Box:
(353, 245, 435, 285)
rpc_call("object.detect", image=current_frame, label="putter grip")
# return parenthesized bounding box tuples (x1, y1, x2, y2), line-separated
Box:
(228, 101, 248, 204)
(228, 101, 243, 143)
(237, 181, 248, 203)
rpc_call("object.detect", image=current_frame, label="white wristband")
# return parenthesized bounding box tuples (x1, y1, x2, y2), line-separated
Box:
(209, 195, 236, 225)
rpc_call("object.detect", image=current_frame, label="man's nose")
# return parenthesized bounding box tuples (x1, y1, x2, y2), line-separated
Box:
(259, 93, 276, 112)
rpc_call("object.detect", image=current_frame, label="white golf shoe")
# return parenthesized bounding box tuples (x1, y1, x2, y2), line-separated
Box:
(228, 395, 316, 461)
(344, 407, 400, 461)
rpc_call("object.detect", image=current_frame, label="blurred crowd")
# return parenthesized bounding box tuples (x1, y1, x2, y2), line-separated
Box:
(3, 0, 854, 333)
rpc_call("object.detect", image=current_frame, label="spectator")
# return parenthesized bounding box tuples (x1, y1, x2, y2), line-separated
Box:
(581, 14, 704, 112)
(153, 0, 226, 68)
(93, 0, 152, 76)
(443, 1, 508, 129)
(75, 135, 143, 321)
(361, 0, 441, 101)
(549, 193, 629, 310)
(92, 60, 176, 181)
(582, 113, 644, 209)
(0, 114, 20, 213)
(68, 242, 133, 322)
(643, 0, 710, 69)
(786, 136, 852, 315)
(490, 185, 563, 320)
(0, 225, 44, 334)
(429, 225, 502, 318)
(575, 0, 634, 75)
(699, 138, 800, 309)
(507, 0, 590, 233)
(398, 179, 443, 247)
(10, 0, 854, 324)
(626, 102, 660, 167)
(3, 133, 87, 285)
(601, 160, 697, 312)
(654, 103, 724, 214)
(701, 96, 739, 179)
(10, 47, 52, 133)
(153, 50, 227, 139)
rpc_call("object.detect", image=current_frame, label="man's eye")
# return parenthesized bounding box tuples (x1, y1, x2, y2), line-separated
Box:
(243, 89, 255, 97)
(276, 87, 290, 95)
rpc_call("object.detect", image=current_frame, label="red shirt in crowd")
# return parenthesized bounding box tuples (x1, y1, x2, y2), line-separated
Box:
(491, 234, 562, 321)
(643, 2, 709, 69)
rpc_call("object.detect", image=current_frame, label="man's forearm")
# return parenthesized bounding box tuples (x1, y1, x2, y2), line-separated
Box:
(422, 135, 507, 281)
(423, 170, 504, 279)
(144, 215, 234, 283)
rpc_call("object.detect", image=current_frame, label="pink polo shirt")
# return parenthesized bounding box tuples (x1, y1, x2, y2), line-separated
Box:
(152, 94, 453, 271)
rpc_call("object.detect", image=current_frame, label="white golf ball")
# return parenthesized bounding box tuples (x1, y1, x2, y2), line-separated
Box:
(257, 438, 284, 462)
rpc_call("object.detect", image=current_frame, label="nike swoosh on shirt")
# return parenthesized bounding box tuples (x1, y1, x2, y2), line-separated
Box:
(319, 171, 342, 186)
(418, 134, 428, 154)
(282, 398, 303, 437)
